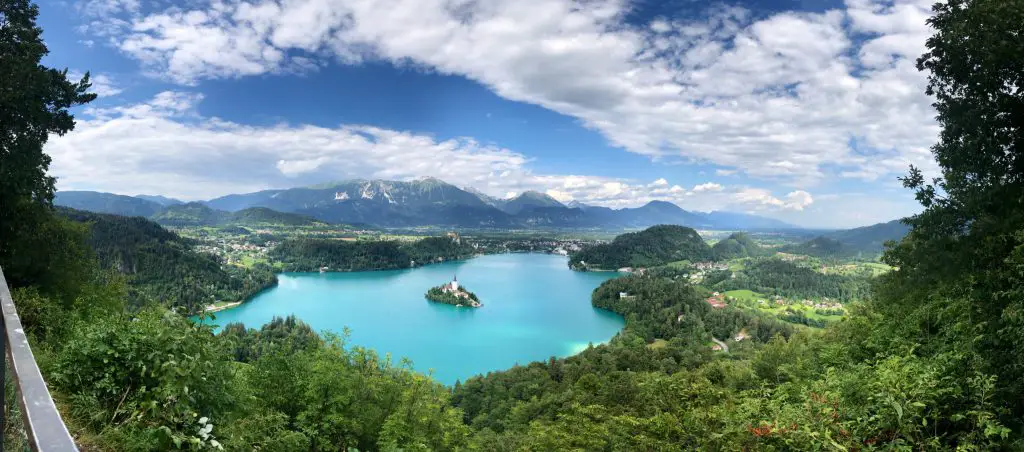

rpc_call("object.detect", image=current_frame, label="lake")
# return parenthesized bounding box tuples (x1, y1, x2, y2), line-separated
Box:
(203, 253, 624, 384)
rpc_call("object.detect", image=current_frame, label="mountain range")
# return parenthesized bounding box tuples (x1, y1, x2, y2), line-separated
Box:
(781, 220, 911, 259)
(55, 178, 797, 230)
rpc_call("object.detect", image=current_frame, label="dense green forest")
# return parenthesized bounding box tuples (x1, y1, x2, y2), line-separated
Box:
(711, 232, 765, 260)
(59, 208, 277, 313)
(3, 0, 1024, 449)
(715, 258, 871, 301)
(569, 225, 713, 269)
(223, 207, 324, 226)
(271, 236, 476, 272)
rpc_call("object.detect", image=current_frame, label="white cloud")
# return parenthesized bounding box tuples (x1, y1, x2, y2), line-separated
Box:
(692, 182, 722, 193)
(68, 71, 123, 97)
(78, 0, 941, 186)
(733, 188, 814, 211)
(49, 91, 811, 219)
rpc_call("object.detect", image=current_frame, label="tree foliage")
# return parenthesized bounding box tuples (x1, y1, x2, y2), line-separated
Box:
(716, 258, 871, 301)
(61, 208, 277, 314)
(272, 236, 475, 272)
(0, 0, 95, 288)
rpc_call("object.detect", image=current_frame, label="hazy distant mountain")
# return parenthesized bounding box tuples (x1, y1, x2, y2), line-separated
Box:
(624, 201, 713, 228)
(60, 178, 802, 230)
(207, 179, 802, 229)
(203, 189, 284, 212)
(825, 219, 910, 251)
(783, 219, 910, 259)
(135, 194, 183, 206)
(497, 191, 565, 214)
(150, 202, 227, 226)
(55, 191, 163, 217)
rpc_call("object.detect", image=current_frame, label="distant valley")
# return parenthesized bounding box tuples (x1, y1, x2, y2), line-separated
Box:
(55, 177, 797, 230)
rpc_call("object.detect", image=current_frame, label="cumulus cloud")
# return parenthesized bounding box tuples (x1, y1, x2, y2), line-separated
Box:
(48, 91, 810, 217)
(692, 182, 723, 193)
(77, 0, 941, 186)
(733, 189, 814, 211)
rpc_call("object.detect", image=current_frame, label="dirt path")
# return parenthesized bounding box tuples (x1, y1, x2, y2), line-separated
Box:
(205, 301, 242, 313)
(711, 337, 729, 353)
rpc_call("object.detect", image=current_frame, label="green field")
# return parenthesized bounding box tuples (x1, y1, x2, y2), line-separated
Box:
(647, 339, 670, 350)
(722, 289, 765, 302)
(665, 259, 691, 269)
(723, 289, 845, 325)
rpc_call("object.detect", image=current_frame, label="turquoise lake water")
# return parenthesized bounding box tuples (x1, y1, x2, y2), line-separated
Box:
(202, 253, 623, 384)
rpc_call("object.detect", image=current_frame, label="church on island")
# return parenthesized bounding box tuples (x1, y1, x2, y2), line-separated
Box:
(445, 274, 459, 292)
(426, 275, 482, 308)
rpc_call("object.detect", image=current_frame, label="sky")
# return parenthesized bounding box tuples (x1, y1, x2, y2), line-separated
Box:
(37, 0, 941, 228)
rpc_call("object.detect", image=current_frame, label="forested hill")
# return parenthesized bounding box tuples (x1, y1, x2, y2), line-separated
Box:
(569, 224, 713, 269)
(225, 207, 323, 226)
(711, 232, 765, 260)
(149, 202, 226, 226)
(271, 236, 476, 272)
(148, 203, 323, 227)
(59, 208, 276, 313)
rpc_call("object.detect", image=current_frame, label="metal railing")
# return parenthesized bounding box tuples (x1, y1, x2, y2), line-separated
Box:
(0, 267, 78, 451)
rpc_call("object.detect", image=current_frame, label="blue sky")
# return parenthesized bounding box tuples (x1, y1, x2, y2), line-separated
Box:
(38, 0, 938, 228)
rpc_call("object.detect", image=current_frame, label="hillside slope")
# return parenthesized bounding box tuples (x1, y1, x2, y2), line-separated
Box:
(59, 208, 276, 313)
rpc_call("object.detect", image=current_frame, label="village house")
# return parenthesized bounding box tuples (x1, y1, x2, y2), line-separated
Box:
(705, 293, 727, 309)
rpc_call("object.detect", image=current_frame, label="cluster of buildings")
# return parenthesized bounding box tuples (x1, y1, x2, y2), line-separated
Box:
(438, 275, 482, 308)
(693, 261, 729, 271)
(754, 295, 844, 311)
(705, 292, 728, 309)
(475, 238, 587, 255)
(195, 239, 274, 266)
(801, 299, 844, 310)
(689, 261, 731, 283)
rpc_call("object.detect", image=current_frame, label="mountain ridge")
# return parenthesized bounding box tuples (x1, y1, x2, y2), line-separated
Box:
(56, 179, 802, 230)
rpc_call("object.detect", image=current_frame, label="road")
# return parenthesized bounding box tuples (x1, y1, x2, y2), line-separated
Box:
(712, 337, 729, 353)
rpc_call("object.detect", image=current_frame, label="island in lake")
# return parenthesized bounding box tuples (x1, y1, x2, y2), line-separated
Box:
(426, 275, 482, 308)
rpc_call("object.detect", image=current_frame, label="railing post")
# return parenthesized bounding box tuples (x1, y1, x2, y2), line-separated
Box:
(0, 266, 78, 451)
(2, 280, 5, 448)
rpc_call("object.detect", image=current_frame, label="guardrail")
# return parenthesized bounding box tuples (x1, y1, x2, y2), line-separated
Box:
(0, 266, 78, 451)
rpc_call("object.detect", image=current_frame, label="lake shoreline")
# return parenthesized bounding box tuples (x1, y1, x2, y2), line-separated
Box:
(205, 254, 484, 314)
(197, 253, 624, 385)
